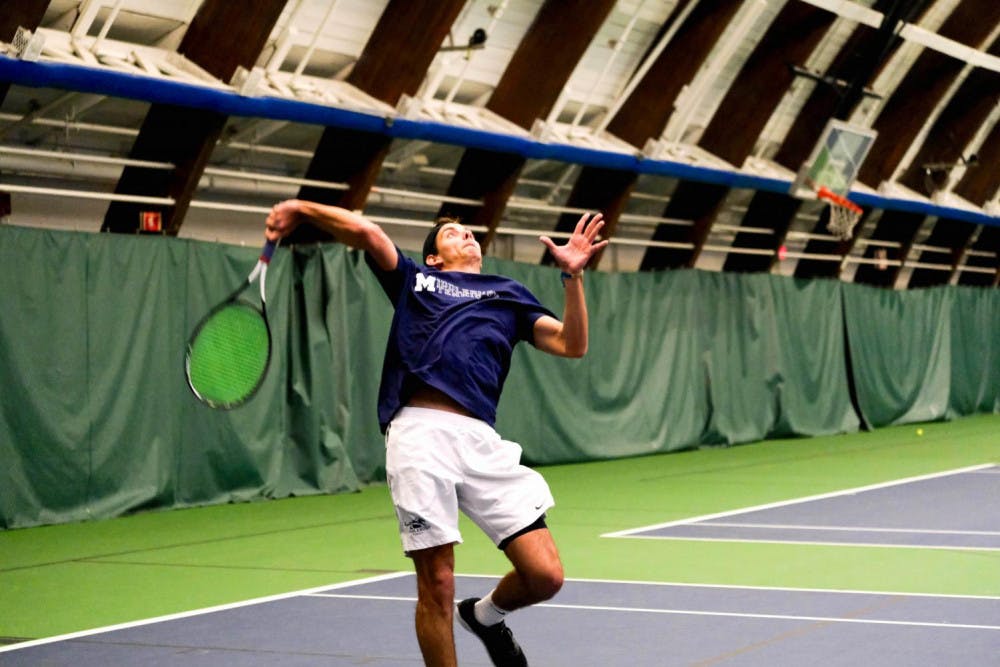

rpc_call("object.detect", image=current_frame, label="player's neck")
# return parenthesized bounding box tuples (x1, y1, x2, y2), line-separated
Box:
(438, 259, 482, 273)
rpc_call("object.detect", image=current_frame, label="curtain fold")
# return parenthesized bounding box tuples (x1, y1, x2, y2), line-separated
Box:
(843, 284, 953, 427)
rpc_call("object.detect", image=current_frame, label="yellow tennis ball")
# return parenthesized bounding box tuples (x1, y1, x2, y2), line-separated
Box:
(916, 428, 924, 436)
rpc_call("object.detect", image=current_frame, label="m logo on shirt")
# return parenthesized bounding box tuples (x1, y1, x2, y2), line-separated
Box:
(414, 274, 437, 293)
(413, 273, 497, 299)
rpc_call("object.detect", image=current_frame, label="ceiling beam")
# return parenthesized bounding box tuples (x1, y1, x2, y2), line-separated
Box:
(102, 0, 286, 235)
(896, 35, 1000, 288)
(859, 0, 999, 188)
(347, 0, 465, 107)
(949, 29, 1000, 209)
(290, 0, 465, 243)
(642, 1, 834, 271)
(897, 44, 1000, 196)
(438, 0, 616, 252)
(603, 0, 711, 146)
(486, 0, 616, 131)
(545, 0, 739, 269)
(775, 0, 924, 171)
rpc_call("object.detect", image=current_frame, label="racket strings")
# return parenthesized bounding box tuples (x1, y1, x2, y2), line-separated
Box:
(187, 303, 270, 407)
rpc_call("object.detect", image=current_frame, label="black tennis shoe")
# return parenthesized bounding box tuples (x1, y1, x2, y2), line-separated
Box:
(456, 597, 528, 667)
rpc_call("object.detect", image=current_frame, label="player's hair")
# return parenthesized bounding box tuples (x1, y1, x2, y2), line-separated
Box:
(422, 215, 462, 266)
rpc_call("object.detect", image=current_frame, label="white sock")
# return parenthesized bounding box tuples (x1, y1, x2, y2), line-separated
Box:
(474, 591, 509, 626)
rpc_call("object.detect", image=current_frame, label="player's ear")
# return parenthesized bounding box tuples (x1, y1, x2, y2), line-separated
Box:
(425, 253, 442, 269)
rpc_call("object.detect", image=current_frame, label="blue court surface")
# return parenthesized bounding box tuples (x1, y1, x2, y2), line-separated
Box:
(605, 464, 1000, 550)
(3, 464, 998, 665)
(0, 573, 1000, 667)
(1, 572, 997, 666)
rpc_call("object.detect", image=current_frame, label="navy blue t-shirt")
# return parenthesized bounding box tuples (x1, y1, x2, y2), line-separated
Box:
(366, 247, 555, 432)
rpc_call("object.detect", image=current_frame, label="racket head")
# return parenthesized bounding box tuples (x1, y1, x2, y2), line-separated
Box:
(185, 299, 272, 409)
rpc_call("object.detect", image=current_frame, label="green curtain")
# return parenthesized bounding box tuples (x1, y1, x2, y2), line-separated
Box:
(1, 229, 91, 525)
(497, 268, 712, 462)
(0, 227, 365, 529)
(495, 266, 858, 462)
(1, 225, 996, 528)
(843, 284, 953, 427)
(948, 287, 1000, 416)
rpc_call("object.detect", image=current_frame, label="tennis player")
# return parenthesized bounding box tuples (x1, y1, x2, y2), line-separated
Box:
(265, 201, 607, 667)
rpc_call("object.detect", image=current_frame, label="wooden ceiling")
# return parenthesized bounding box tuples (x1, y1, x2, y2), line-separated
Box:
(1, 0, 997, 287)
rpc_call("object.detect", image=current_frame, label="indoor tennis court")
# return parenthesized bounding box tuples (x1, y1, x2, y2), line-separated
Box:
(2, 419, 998, 665)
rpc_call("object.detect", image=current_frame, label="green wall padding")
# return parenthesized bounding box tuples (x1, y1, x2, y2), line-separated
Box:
(948, 287, 1000, 416)
(1, 227, 368, 529)
(842, 283, 999, 427)
(1, 225, 997, 528)
(495, 268, 860, 462)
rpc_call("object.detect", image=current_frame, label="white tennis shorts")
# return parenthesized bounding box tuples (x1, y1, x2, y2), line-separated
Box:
(385, 406, 555, 554)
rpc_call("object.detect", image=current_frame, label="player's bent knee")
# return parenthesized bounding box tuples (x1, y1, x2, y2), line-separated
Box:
(527, 564, 564, 601)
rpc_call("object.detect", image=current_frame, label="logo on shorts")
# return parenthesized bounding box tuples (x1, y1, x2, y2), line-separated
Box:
(403, 514, 431, 535)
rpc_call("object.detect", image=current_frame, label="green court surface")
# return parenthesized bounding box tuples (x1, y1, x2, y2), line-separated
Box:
(1, 413, 997, 645)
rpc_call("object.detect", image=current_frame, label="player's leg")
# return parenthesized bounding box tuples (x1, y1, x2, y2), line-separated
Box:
(454, 521, 560, 667)
(385, 409, 466, 665)
(493, 526, 564, 611)
(454, 424, 559, 664)
(411, 543, 458, 667)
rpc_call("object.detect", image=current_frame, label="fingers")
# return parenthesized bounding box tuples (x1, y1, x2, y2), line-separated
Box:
(265, 200, 296, 239)
(538, 235, 558, 252)
(551, 212, 609, 252)
(574, 212, 605, 241)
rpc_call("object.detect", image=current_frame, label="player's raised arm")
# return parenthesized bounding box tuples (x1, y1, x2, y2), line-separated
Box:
(265, 199, 397, 271)
(533, 212, 608, 358)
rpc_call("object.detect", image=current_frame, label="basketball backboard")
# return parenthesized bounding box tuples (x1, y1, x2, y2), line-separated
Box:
(790, 119, 878, 200)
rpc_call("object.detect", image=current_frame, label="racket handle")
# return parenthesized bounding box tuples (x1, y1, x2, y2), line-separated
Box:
(260, 239, 277, 263)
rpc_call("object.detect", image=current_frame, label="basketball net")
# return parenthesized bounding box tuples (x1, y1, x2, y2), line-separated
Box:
(817, 186, 863, 240)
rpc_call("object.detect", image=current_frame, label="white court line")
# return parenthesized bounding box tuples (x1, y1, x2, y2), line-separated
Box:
(0, 571, 412, 654)
(532, 601, 1000, 632)
(602, 463, 996, 538)
(614, 534, 1000, 552)
(304, 592, 1000, 632)
(306, 593, 415, 602)
(699, 522, 1000, 536)
(460, 573, 1000, 600)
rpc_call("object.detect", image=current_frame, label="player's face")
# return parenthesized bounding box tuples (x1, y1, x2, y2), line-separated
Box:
(430, 222, 482, 270)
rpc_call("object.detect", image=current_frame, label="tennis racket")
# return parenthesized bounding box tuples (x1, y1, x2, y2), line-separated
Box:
(185, 239, 277, 409)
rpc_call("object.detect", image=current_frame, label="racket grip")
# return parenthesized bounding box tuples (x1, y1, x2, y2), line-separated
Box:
(260, 239, 277, 263)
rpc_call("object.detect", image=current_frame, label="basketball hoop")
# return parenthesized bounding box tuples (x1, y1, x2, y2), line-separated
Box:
(817, 186, 863, 240)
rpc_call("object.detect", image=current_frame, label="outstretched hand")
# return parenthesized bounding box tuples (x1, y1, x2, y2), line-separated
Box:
(539, 212, 609, 275)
